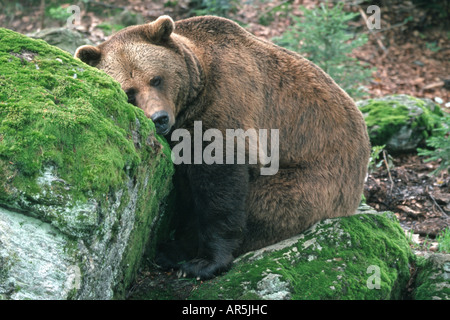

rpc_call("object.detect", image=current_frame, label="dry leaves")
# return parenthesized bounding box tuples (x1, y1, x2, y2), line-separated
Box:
(364, 153, 450, 238)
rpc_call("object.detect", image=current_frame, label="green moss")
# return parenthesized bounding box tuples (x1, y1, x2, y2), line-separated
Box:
(189, 212, 414, 300)
(358, 95, 443, 147)
(413, 254, 450, 300)
(360, 101, 409, 146)
(114, 154, 174, 299)
(0, 28, 171, 231)
(0, 28, 148, 201)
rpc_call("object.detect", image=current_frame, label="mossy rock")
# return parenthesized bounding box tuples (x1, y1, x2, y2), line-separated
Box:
(412, 253, 450, 300)
(28, 28, 94, 55)
(357, 94, 444, 152)
(0, 28, 174, 299)
(188, 205, 414, 300)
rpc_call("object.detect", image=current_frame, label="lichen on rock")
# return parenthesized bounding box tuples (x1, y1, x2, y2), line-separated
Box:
(0, 28, 174, 299)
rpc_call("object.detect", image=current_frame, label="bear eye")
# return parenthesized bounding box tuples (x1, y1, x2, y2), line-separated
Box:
(125, 88, 137, 106)
(150, 76, 162, 87)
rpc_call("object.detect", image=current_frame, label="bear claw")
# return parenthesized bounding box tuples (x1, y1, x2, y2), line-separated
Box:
(178, 258, 230, 280)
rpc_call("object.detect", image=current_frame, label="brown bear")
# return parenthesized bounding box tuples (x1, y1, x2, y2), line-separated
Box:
(75, 15, 370, 280)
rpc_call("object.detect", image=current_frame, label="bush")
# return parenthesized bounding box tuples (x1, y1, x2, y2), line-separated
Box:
(273, 2, 374, 98)
(46, 5, 72, 22)
(418, 114, 450, 175)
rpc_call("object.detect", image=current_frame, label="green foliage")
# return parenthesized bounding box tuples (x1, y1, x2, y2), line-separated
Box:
(46, 5, 72, 22)
(368, 145, 394, 174)
(425, 41, 441, 52)
(191, 0, 238, 17)
(436, 228, 450, 253)
(258, 1, 292, 26)
(273, 2, 373, 98)
(164, 1, 179, 8)
(418, 114, 450, 175)
(96, 23, 126, 36)
(369, 145, 386, 172)
(412, 255, 450, 300)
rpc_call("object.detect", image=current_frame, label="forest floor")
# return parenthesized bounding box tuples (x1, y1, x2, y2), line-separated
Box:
(1, 0, 449, 297)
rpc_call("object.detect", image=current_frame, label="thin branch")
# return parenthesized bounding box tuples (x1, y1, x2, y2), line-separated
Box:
(427, 188, 449, 217)
(370, 20, 410, 34)
(382, 150, 394, 195)
(358, 6, 388, 53)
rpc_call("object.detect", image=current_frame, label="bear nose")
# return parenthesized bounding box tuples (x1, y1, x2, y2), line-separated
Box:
(150, 110, 170, 135)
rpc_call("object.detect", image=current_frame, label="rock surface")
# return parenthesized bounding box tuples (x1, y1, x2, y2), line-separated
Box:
(0, 28, 174, 300)
(357, 94, 444, 152)
(139, 205, 416, 300)
(130, 204, 450, 300)
(28, 28, 94, 55)
(413, 252, 450, 300)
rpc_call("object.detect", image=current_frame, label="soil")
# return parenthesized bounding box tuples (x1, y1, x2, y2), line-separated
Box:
(365, 153, 449, 246)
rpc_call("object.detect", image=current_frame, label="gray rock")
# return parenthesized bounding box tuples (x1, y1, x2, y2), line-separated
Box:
(28, 28, 94, 55)
(0, 206, 78, 300)
(254, 273, 291, 300)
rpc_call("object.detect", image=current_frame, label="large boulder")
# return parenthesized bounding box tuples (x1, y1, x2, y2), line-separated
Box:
(188, 205, 414, 300)
(132, 205, 416, 300)
(28, 28, 94, 55)
(131, 205, 450, 300)
(356, 94, 444, 152)
(0, 28, 174, 299)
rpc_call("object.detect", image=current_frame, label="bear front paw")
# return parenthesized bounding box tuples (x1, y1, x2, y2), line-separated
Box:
(155, 240, 193, 271)
(179, 258, 232, 280)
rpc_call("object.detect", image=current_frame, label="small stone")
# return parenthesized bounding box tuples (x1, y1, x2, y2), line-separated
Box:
(429, 243, 439, 252)
(434, 97, 444, 104)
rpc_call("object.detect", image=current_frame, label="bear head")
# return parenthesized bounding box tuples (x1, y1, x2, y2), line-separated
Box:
(75, 16, 203, 135)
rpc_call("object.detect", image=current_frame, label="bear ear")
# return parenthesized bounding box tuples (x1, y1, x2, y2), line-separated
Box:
(145, 15, 175, 43)
(74, 45, 102, 67)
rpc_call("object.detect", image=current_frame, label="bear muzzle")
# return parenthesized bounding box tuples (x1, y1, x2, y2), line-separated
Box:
(151, 110, 171, 135)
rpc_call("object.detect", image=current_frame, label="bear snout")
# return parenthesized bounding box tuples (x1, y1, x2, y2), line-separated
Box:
(150, 110, 171, 135)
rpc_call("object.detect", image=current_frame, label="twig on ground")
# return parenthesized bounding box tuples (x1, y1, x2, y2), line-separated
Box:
(383, 150, 394, 195)
(358, 6, 388, 54)
(427, 187, 449, 217)
(370, 20, 409, 34)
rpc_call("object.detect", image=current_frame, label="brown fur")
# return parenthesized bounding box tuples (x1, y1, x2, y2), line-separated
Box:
(75, 15, 370, 279)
